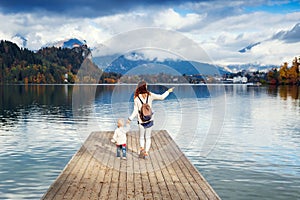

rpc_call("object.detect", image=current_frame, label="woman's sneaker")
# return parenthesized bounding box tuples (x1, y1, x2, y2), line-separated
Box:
(144, 152, 149, 159)
(139, 148, 145, 158)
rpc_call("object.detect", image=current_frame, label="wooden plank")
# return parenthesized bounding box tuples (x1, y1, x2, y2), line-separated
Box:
(41, 133, 96, 200)
(89, 134, 111, 200)
(151, 131, 182, 200)
(140, 162, 153, 199)
(132, 131, 144, 200)
(182, 155, 220, 200)
(157, 130, 192, 200)
(145, 155, 163, 200)
(59, 133, 99, 200)
(107, 160, 120, 200)
(163, 130, 220, 200)
(126, 131, 135, 200)
(79, 132, 111, 200)
(42, 130, 220, 200)
(162, 131, 208, 199)
(69, 132, 105, 200)
(98, 132, 117, 200)
(138, 131, 153, 200)
(149, 132, 172, 200)
(159, 130, 203, 200)
(41, 145, 86, 200)
(118, 159, 127, 200)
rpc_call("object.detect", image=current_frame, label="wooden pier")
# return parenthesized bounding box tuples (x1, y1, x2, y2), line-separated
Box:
(41, 130, 220, 200)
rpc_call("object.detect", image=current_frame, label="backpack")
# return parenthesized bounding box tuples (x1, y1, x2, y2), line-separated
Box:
(138, 94, 153, 122)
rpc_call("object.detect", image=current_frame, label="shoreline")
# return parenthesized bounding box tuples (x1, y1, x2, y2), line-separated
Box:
(1, 83, 262, 86)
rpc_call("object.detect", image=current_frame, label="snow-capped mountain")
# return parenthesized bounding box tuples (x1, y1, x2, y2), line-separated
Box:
(43, 38, 86, 49)
(94, 24, 300, 75)
(272, 22, 300, 43)
(93, 52, 229, 76)
(11, 34, 28, 48)
(226, 63, 278, 73)
(239, 42, 260, 53)
(239, 23, 300, 53)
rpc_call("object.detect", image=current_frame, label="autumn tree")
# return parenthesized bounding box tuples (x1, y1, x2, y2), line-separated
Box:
(287, 57, 299, 84)
(276, 57, 300, 85)
(279, 62, 288, 84)
(267, 68, 279, 85)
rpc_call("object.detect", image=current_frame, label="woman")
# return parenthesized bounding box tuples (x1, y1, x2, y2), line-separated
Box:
(127, 81, 174, 159)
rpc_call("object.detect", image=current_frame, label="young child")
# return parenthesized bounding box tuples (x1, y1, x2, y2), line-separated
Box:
(111, 119, 130, 160)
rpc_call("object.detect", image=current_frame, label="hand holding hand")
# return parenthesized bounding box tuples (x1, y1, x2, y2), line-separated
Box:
(167, 87, 175, 93)
(111, 139, 116, 143)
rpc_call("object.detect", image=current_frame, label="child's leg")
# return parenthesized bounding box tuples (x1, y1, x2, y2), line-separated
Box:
(116, 145, 121, 157)
(122, 145, 126, 158)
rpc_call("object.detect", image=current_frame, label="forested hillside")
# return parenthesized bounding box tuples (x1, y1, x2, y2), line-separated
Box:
(0, 40, 108, 84)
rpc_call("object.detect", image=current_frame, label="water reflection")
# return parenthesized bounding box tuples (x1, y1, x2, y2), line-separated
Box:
(0, 85, 73, 132)
(267, 85, 300, 100)
(0, 85, 72, 109)
(0, 84, 299, 200)
(267, 85, 278, 97)
(279, 85, 300, 100)
(224, 84, 300, 102)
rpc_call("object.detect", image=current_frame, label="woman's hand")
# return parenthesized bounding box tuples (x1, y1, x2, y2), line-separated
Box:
(111, 139, 116, 143)
(167, 87, 175, 93)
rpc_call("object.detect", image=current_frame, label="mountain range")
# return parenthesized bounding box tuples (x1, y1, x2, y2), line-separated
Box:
(5, 36, 281, 75)
(9, 35, 288, 75)
(42, 38, 87, 49)
(9, 22, 300, 75)
(93, 53, 229, 76)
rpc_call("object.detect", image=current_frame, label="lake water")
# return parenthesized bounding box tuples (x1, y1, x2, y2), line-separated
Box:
(0, 84, 299, 199)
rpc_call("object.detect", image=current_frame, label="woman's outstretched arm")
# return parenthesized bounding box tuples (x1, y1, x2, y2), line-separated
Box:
(151, 87, 174, 100)
(128, 98, 139, 122)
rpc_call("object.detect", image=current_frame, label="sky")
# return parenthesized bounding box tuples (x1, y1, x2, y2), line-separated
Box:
(0, 0, 300, 66)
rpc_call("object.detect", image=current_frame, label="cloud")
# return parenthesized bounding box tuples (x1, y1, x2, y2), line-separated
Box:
(192, 9, 300, 65)
(205, 38, 300, 66)
(0, 0, 300, 66)
(249, 40, 300, 65)
(153, 8, 205, 30)
(0, 0, 207, 17)
(0, 6, 205, 49)
(92, 28, 212, 64)
(0, 12, 114, 49)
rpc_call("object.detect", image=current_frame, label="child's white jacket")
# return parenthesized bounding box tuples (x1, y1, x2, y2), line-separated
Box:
(112, 124, 130, 145)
